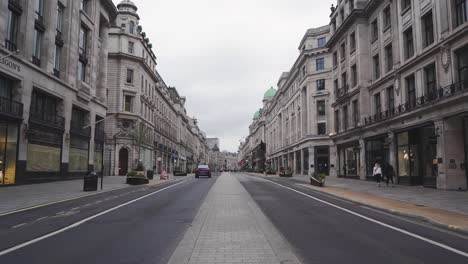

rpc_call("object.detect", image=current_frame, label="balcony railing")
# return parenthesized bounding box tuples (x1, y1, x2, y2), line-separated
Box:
(335, 85, 349, 99)
(0, 96, 23, 118)
(4, 39, 17, 52)
(364, 81, 468, 125)
(29, 111, 65, 129)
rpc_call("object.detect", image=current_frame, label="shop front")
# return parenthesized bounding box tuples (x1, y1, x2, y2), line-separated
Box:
(337, 142, 360, 178)
(396, 125, 437, 187)
(315, 146, 330, 176)
(0, 76, 22, 185)
(465, 117, 468, 184)
(365, 135, 390, 181)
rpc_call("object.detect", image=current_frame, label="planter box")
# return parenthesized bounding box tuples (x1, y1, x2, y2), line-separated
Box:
(279, 172, 293, 177)
(310, 177, 324, 187)
(127, 177, 149, 185)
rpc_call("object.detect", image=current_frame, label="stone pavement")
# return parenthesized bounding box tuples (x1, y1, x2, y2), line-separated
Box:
(168, 173, 301, 264)
(0, 174, 177, 215)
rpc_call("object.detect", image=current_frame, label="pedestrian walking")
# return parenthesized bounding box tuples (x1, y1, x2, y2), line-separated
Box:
(373, 162, 382, 187)
(384, 162, 395, 187)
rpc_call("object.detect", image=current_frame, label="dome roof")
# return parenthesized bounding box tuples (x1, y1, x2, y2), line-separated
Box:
(253, 109, 262, 120)
(117, 0, 137, 11)
(263, 86, 277, 100)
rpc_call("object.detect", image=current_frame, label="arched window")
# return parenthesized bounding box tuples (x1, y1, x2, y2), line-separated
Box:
(129, 21, 135, 34)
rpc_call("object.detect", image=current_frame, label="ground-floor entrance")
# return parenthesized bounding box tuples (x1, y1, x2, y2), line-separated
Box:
(396, 125, 437, 187)
(0, 122, 19, 185)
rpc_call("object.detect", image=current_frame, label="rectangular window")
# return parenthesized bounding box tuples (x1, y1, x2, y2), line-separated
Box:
(316, 79, 325, 91)
(317, 100, 326, 116)
(79, 26, 88, 56)
(78, 61, 86, 81)
(351, 64, 357, 87)
(371, 19, 378, 42)
(126, 69, 134, 84)
(387, 86, 395, 110)
(80, 0, 89, 13)
(334, 79, 339, 98)
(352, 100, 359, 127)
(456, 46, 468, 83)
(128, 41, 134, 54)
(385, 44, 393, 72)
(342, 72, 348, 89)
(383, 6, 391, 30)
(349, 32, 356, 52)
(333, 52, 338, 67)
(56, 3, 64, 33)
(35, 0, 44, 20)
(316, 58, 325, 71)
(6, 9, 19, 52)
(406, 74, 416, 108)
(424, 63, 436, 100)
(340, 42, 346, 61)
(373, 54, 380, 80)
(422, 11, 434, 48)
(374, 93, 381, 114)
(349, 0, 354, 10)
(404, 27, 414, 59)
(54, 45, 61, 75)
(124, 95, 133, 112)
(343, 105, 349, 130)
(401, 0, 411, 13)
(317, 37, 326, 48)
(456, 0, 468, 27)
(318, 123, 326, 135)
(32, 29, 42, 65)
(335, 110, 340, 132)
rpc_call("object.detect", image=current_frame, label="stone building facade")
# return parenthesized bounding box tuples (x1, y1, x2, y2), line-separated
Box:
(246, 26, 335, 177)
(105, 0, 208, 176)
(0, 0, 117, 184)
(328, 0, 468, 190)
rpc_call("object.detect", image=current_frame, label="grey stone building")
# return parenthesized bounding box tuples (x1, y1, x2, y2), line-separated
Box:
(328, 0, 468, 190)
(105, 0, 209, 176)
(0, 0, 117, 184)
(263, 26, 335, 177)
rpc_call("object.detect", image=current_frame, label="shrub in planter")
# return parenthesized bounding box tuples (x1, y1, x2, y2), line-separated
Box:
(279, 168, 293, 177)
(310, 173, 326, 187)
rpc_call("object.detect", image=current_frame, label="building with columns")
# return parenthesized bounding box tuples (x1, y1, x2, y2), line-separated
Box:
(262, 25, 335, 177)
(0, 0, 117, 185)
(328, 0, 467, 190)
(105, 0, 209, 176)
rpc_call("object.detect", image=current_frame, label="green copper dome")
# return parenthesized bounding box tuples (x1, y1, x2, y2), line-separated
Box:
(263, 87, 277, 100)
(253, 109, 262, 119)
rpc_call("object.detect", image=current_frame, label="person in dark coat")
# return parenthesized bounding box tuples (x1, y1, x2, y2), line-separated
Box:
(384, 162, 395, 187)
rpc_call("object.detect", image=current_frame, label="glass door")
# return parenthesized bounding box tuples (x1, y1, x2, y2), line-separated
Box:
(0, 123, 18, 185)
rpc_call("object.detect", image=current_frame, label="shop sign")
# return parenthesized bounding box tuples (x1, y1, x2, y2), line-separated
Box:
(0, 57, 21, 72)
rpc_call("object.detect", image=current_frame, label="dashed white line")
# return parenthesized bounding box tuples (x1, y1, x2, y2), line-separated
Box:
(36, 216, 48, 221)
(261, 177, 468, 258)
(12, 223, 27, 229)
(0, 180, 187, 257)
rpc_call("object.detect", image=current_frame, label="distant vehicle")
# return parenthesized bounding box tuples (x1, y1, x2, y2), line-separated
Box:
(195, 165, 211, 178)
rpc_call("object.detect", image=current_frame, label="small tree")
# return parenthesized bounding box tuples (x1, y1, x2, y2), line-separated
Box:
(129, 122, 152, 170)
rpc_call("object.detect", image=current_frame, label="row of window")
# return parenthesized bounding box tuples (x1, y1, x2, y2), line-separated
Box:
(335, 100, 360, 132)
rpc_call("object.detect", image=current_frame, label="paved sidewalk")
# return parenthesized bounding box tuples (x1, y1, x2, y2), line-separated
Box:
(0, 175, 177, 215)
(168, 173, 301, 264)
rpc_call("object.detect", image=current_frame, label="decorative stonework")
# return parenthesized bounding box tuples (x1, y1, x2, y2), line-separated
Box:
(440, 44, 451, 72)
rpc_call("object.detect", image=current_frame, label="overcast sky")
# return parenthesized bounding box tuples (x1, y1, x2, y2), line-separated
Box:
(117, 0, 335, 152)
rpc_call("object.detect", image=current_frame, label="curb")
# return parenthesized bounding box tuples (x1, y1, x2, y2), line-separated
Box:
(0, 178, 180, 217)
(245, 173, 468, 236)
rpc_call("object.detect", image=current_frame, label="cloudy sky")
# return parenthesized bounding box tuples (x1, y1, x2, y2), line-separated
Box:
(116, 0, 335, 152)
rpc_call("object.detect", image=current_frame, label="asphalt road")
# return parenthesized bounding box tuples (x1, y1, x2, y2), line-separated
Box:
(238, 174, 468, 264)
(1, 172, 468, 264)
(0, 175, 218, 264)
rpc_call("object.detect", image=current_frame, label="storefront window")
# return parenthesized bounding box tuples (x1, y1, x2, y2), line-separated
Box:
(366, 137, 388, 177)
(27, 129, 62, 172)
(338, 145, 359, 177)
(397, 132, 410, 177)
(69, 137, 89, 172)
(0, 124, 16, 184)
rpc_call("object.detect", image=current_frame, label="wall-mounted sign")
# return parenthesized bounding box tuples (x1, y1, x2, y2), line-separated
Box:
(0, 57, 21, 72)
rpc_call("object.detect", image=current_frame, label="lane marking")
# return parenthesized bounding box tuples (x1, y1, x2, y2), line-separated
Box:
(12, 223, 27, 229)
(260, 177, 468, 258)
(0, 180, 187, 257)
(36, 217, 48, 221)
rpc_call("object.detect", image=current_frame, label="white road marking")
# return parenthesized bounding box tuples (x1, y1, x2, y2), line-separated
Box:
(262, 178, 468, 258)
(0, 180, 187, 257)
(36, 217, 48, 221)
(12, 223, 27, 229)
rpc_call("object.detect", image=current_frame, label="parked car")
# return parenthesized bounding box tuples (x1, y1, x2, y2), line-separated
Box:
(195, 165, 211, 178)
